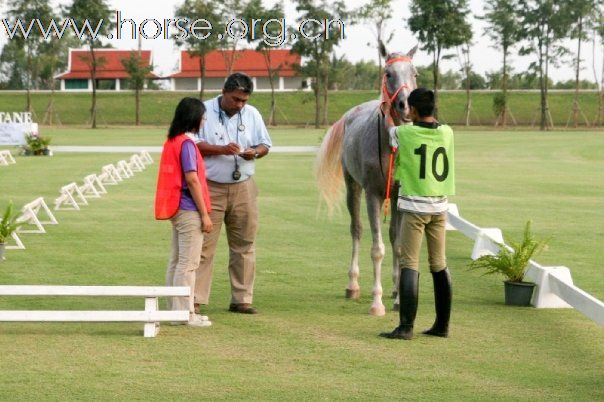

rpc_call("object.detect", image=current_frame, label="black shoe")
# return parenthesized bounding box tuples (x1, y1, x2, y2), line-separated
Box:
(422, 268, 452, 338)
(228, 303, 258, 314)
(379, 325, 414, 340)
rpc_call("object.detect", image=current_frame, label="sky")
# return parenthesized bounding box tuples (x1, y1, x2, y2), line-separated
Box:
(1, 0, 602, 84)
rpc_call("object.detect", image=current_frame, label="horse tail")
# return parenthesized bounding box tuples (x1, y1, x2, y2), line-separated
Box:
(315, 117, 346, 215)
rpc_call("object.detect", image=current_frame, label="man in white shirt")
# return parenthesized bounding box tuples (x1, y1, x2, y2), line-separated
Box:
(194, 73, 272, 314)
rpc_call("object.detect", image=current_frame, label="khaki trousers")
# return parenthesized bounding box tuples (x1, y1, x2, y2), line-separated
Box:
(398, 212, 447, 272)
(195, 178, 258, 305)
(166, 210, 204, 314)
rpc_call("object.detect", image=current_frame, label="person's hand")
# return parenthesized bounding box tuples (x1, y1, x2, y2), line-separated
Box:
(239, 148, 256, 161)
(201, 214, 213, 233)
(223, 142, 241, 155)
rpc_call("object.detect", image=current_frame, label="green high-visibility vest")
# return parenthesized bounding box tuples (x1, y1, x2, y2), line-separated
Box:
(394, 124, 455, 196)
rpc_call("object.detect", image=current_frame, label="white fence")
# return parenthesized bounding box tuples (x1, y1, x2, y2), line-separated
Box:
(447, 204, 604, 327)
(0, 285, 189, 337)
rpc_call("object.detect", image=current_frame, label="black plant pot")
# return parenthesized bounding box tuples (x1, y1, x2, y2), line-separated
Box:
(504, 280, 536, 306)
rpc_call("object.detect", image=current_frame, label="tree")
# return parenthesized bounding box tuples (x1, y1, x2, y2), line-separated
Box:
(328, 55, 354, 90)
(350, 60, 381, 90)
(217, 0, 246, 76)
(591, 5, 604, 126)
(568, 0, 596, 127)
(40, 33, 79, 125)
(242, 0, 287, 126)
(5, 0, 53, 112)
(460, 71, 487, 89)
(291, 0, 349, 127)
(66, 0, 114, 129)
(356, 0, 395, 83)
(456, 40, 475, 126)
(517, 1, 574, 131)
(173, 0, 222, 100)
(0, 41, 26, 89)
(481, 0, 521, 126)
(122, 48, 153, 126)
(408, 0, 472, 117)
(415, 65, 461, 89)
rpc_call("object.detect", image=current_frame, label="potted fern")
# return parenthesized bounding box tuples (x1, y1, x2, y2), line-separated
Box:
(469, 221, 548, 306)
(21, 133, 52, 156)
(0, 202, 20, 261)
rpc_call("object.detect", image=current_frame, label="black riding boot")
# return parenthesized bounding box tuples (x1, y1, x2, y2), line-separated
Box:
(380, 268, 419, 340)
(423, 268, 452, 337)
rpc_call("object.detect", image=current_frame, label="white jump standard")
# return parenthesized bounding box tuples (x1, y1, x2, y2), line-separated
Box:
(54, 182, 89, 210)
(16, 197, 58, 234)
(0, 149, 16, 166)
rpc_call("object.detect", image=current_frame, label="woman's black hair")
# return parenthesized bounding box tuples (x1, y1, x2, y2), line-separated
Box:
(167, 97, 206, 138)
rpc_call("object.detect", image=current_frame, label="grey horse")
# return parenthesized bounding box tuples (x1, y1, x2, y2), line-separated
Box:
(316, 43, 418, 315)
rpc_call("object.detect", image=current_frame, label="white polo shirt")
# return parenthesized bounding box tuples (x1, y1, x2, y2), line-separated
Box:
(198, 96, 272, 183)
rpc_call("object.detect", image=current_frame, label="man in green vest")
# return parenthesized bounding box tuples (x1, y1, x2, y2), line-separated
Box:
(380, 88, 455, 340)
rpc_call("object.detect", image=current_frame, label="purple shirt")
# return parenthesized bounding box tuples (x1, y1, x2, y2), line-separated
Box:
(179, 140, 198, 211)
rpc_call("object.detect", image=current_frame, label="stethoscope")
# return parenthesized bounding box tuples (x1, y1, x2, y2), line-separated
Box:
(218, 108, 246, 133)
(217, 96, 246, 132)
(217, 97, 246, 180)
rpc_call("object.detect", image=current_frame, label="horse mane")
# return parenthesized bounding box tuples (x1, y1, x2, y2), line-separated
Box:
(315, 116, 347, 215)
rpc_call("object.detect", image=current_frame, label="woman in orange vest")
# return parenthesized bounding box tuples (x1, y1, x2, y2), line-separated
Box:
(155, 97, 214, 327)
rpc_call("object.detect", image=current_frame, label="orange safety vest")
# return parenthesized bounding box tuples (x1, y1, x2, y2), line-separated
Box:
(155, 134, 212, 220)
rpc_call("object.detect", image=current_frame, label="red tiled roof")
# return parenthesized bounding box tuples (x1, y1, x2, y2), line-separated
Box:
(56, 49, 157, 80)
(169, 49, 300, 78)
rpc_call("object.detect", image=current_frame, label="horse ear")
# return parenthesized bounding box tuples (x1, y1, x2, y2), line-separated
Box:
(379, 40, 388, 59)
(406, 45, 418, 59)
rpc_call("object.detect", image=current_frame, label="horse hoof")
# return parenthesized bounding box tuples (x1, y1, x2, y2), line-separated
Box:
(392, 303, 399, 311)
(369, 305, 386, 316)
(345, 289, 360, 300)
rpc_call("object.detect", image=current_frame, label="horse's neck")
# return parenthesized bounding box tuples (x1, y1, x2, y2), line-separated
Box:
(376, 110, 393, 153)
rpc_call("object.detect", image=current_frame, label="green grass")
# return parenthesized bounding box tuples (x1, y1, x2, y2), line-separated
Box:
(1, 89, 603, 126)
(0, 129, 602, 400)
(32, 127, 325, 147)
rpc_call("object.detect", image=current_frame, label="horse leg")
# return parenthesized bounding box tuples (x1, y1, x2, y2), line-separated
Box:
(366, 192, 386, 316)
(344, 171, 362, 300)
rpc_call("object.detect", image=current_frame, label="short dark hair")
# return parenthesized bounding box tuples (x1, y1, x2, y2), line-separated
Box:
(168, 97, 206, 138)
(223, 72, 254, 94)
(408, 88, 435, 117)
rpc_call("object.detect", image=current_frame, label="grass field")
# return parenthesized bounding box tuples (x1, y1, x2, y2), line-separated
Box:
(39, 126, 326, 147)
(1, 89, 603, 127)
(0, 129, 602, 400)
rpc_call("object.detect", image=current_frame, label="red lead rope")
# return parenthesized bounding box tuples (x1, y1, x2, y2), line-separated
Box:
(383, 146, 397, 221)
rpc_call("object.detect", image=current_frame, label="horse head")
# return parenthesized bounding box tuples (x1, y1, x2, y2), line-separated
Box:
(379, 41, 418, 124)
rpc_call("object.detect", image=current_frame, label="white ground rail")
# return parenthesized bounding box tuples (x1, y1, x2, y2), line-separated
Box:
(0, 285, 190, 337)
(447, 204, 604, 326)
(0, 150, 16, 166)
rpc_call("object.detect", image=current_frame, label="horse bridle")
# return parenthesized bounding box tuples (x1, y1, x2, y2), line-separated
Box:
(379, 56, 413, 219)
(381, 56, 413, 122)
